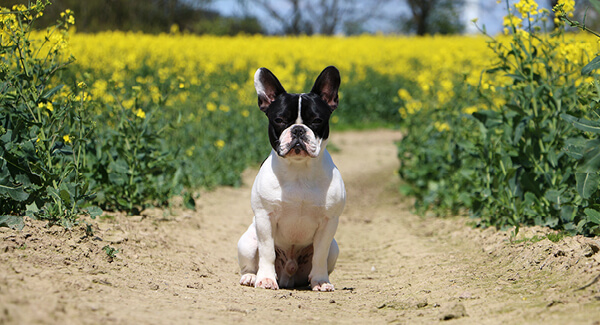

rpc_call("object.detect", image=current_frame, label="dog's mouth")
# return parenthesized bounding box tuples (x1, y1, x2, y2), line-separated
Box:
(276, 126, 321, 159)
(283, 140, 309, 157)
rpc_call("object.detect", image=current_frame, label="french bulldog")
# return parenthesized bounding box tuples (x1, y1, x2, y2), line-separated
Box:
(237, 66, 345, 292)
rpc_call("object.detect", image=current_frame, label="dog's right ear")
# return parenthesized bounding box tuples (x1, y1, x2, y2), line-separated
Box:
(254, 68, 286, 113)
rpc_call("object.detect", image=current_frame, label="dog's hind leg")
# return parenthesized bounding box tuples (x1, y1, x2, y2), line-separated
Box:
(327, 238, 339, 274)
(237, 221, 259, 286)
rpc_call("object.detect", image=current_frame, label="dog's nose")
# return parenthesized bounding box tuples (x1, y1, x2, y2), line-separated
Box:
(291, 126, 305, 138)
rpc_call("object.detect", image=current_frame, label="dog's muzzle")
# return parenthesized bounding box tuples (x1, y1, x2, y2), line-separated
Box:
(279, 125, 318, 158)
(290, 126, 307, 154)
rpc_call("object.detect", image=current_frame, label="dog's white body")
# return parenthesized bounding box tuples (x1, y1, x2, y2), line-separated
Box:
(237, 66, 345, 291)
(238, 143, 345, 291)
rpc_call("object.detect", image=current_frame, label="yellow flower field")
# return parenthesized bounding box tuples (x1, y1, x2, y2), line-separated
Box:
(61, 31, 599, 123)
(66, 33, 492, 106)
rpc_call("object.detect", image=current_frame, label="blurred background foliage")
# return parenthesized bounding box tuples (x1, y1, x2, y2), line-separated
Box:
(2, 0, 467, 35)
(5, 0, 600, 36)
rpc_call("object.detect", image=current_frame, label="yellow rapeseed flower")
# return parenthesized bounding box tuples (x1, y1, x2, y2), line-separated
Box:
(75, 92, 89, 102)
(12, 4, 27, 12)
(397, 88, 412, 101)
(185, 145, 195, 157)
(462, 106, 478, 115)
(206, 102, 217, 112)
(38, 102, 54, 112)
(135, 108, 146, 119)
(503, 14, 523, 28)
(554, 0, 575, 17)
(398, 108, 407, 119)
(406, 101, 422, 115)
(434, 121, 450, 132)
(214, 139, 225, 149)
(122, 98, 135, 109)
(515, 0, 539, 18)
(63, 134, 72, 144)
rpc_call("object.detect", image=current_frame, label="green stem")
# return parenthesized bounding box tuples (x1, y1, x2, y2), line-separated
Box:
(560, 14, 600, 39)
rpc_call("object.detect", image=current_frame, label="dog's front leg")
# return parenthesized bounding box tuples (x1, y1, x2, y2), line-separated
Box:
(309, 216, 339, 292)
(254, 211, 279, 289)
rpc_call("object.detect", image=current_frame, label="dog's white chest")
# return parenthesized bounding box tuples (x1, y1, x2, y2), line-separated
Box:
(251, 150, 345, 248)
(274, 186, 329, 246)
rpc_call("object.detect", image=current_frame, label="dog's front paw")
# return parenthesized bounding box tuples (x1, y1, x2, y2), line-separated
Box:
(240, 274, 256, 287)
(310, 273, 334, 292)
(255, 277, 279, 290)
(311, 281, 335, 292)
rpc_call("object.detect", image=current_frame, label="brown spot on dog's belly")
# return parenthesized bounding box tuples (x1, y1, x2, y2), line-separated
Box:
(285, 259, 298, 275)
(275, 245, 314, 288)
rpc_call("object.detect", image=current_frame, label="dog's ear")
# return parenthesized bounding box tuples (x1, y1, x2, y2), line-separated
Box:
(310, 66, 340, 111)
(254, 68, 286, 113)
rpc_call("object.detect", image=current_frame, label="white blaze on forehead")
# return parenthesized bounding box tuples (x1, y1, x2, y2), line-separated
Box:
(295, 94, 303, 125)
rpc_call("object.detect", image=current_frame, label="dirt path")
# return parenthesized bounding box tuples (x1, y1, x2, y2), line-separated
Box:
(2, 129, 600, 324)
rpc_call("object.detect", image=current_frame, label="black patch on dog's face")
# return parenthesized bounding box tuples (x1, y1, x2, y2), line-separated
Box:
(299, 93, 331, 141)
(265, 93, 331, 154)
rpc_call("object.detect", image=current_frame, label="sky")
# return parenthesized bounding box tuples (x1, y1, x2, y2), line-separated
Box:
(207, 0, 553, 35)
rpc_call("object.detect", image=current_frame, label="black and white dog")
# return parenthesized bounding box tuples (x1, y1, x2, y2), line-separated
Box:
(237, 66, 345, 291)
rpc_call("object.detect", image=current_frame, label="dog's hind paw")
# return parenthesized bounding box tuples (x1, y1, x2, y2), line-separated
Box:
(240, 274, 256, 287)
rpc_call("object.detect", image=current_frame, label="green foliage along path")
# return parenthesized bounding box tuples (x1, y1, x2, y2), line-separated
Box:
(398, 0, 600, 236)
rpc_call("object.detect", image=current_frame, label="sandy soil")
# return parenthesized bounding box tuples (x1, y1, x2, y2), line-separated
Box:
(1, 129, 600, 324)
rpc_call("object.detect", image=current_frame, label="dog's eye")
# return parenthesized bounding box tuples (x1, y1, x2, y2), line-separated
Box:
(312, 118, 323, 125)
(274, 118, 285, 124)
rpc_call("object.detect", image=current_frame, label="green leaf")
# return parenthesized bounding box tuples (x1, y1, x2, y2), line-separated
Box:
(41, 84, 64, 100)
(576, 172, 600, 199)
(59, 189, 72, 205)
(108, 159, 129, 174)
(563, 137, 586, 160)
(513, 118, 527, 145)
(547, 150, 558, 169)
(579, 141, 600, 173)
(0, 215, 24, 230)
(561, 205, 575, 223)
(0, 184, 29, 201)
(183, 192, 196, 210)
(561, 114, 600, 134)
(584, 208, 600, 225)
(26, 202, 39, 216)
(85, 206, 103, 218)
(544, 189, 562, 204)
(505, 73, 526, 82)
(582, 55, 600, 75)
(472, 110, 502, 128)
(46, 186, 59, 199)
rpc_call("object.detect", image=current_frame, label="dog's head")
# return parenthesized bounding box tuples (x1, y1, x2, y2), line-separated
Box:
(254, 66, 340, 160)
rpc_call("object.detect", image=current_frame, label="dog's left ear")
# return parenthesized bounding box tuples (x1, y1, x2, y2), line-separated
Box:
(310, 66, 340, 111)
